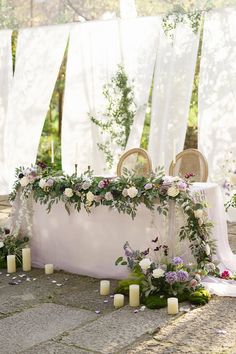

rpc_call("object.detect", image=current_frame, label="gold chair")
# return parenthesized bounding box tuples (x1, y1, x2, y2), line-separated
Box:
(169, 148, 208, 182)
(117, 148, 152, 177)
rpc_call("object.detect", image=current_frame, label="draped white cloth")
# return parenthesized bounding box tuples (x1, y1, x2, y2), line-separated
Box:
(62, 21, 121, 175)
(4, 25, 70, 191)
(149, 23, 200, 172)
(0, 30, 13, 194)
(199, 9, 236, 183)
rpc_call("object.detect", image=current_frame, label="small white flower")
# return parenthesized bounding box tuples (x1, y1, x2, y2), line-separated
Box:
(167, 186, 179, 197)
(139, 258, 152, 271)
(64, 188, 73, 198)
(194, 209, 203, 219)
(152, 268, 165, 278)
(122, 188, 128, 197)
(205, 244, 211, 256)
(39, 179, 47, 189)
(127, 186, 138, 198)
(105, 192, 113, 201)
(86, 191, 95, 203)
(0, 241, 4, 248)
(20, 176, 30, 187)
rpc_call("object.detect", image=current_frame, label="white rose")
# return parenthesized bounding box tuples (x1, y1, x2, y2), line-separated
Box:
(39, 178, 47, 189)
(205, 244, 211, 256)
(230, 173, 236, 185)
(194, 209, 203, 219)
(139, 258, 152, 271)
(127, 186, 138, 198)
(64, 188, 73, 198)
(20, 176, 30, 187)
(0, 241, 4, 248)
(152, 268, 165, 278)
(105, 192, 113, 201)
(86, 191, 95, 203)
(82, 180, 91, 190)
(167, 186, 179, 197)
(122, 188, 128, 197)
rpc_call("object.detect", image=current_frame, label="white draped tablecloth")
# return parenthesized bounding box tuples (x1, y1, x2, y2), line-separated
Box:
(25, 182, 236, 285)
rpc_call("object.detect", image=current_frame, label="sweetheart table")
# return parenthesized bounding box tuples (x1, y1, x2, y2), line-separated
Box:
(23, 182, 236, 279)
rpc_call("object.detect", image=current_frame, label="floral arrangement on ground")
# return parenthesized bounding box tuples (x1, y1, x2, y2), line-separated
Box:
(9, 162, 215, 270)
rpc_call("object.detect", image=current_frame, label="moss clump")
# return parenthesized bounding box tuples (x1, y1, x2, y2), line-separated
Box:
(188, 289, 211, 305)
(144, 295, 167, 309)
(115, 279, 142, 296)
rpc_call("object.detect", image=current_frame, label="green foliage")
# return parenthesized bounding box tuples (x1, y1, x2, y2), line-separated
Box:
(188, 288, 211, 305)
(115, 279, 143, 296)
(90, 64, 136, 169)
(144, 295, 167, 309)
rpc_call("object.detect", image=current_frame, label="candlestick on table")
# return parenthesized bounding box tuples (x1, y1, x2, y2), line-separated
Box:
(22, 248, 31, 271)
(114, 294, 124, 308)
(129, 284, 140, 307)
(100, 280, 110, 295)
(7, 255, 16, 273)
(45, 264, 54, 275)
(167, 297, 178, 315)
(51, 139, 54, 164)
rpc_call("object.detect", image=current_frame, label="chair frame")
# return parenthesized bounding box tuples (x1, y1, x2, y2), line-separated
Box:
(169, 148, 208, 182)
(117, 148, 153, 177)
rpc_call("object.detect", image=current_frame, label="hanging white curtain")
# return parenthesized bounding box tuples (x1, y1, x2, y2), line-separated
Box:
(0, 30, 13, 194)
(199, 9, 236, 183)
(149, 23, 200, 172)
(4, 25, 70, 191)
(121, 17, 161, 149)
(62, 21, 121, 175)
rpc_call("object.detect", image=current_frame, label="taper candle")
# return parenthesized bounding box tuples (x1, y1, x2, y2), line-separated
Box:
(129, 284, 140, 307)
(100, 280, 110, 295)
(22, 248, 31, 271)
(45, 264, 54, 275)
(114, 294, 124, 308)
(167, 297, 178, 315)
(7, 255, 16, 273)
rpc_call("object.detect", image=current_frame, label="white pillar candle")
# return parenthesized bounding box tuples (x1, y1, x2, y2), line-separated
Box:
(51, 139, 54, 164)
(7, 255, 16, 273)
(129, 284, 140, 307)
(114, 294, 124, 308)
(45, 264, 54, 275)
(100, 280, 110, 295)
(173, 139, 176, 164)
(22, 248, 31, 272)
(167, 297, 178, 315)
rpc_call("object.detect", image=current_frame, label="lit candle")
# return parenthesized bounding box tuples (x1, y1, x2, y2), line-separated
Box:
(173, 139, 176, 164)
(51, 139, 54, 164)
(22, 248, 31, 271)
(114, 294, 124, 308)
(167, 297, 178, 315)
(100, 280, 110, 295)
(45, 264, 54, 275)
(129, 284, 140, 307)
(7, 255, 16, 273)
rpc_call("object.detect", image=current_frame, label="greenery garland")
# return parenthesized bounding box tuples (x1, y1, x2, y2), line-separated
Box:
(9, 163, 215, 271)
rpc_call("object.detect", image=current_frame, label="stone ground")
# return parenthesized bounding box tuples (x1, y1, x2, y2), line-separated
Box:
(1, 199, 236, 354)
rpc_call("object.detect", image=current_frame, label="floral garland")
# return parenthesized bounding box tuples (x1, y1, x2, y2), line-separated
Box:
(9, 163, 215, 270)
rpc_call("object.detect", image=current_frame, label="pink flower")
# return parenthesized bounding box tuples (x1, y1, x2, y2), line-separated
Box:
(220, 270, 232, 279)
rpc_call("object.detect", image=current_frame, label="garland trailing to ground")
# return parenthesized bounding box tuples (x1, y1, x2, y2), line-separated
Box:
(9, 162, 215, 270)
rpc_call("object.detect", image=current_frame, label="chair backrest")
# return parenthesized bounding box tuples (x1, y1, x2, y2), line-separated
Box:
(169, 148, 208, 182)
(117, 148, 152, 177)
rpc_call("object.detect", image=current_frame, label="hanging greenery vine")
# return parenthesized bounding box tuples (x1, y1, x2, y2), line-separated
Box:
(90, 64, 136, 170)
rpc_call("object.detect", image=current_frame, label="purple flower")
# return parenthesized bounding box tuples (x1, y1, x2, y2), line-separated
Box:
(185, 172, 195, 179)
(177, 270, 189, 282)
(177, 181, 187, 191)
(46, 178, 54, 187)
(98, 179, 110, 188)
(172, 257, 184, 266)
(144, 183, 153, 190)
(165, 271, 178, 284)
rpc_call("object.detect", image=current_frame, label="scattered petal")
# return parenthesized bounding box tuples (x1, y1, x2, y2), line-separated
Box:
(64, 278, 69, 281)
(110, 295, 114, 298)
(95, 310, 101, 314)
(134, 309, 139, 313)
(33, 278, 37, 281)
(216, 329, 227, 335)
(0, 272, 2, 274)
(140, 306, 146, 312)
(103, 300, 109, 303)
(6, 274, 10, 277)
(12, 277, 17, 280)
(26, 278, 31, 281)
(180, 306, 191, 312)
(56, 283, 62, 287)
(51, 280, 57, 283)
(94, 289, 99, 292)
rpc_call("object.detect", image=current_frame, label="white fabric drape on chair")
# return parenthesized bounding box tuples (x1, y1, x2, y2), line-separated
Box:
(122, 17, 161, 150)
(149, 23, 200, 171)
(199, 9, 236, 183)
(62, 21, 121, 175)
(4, 25, 70, 191)
(0, 30, 13, 194)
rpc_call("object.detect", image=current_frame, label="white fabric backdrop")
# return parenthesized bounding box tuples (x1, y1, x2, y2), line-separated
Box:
(62, 21, 121, 175)
(199, 9, 236, 182)
(149, 23, 200, 172)
(0, 30, 13, 194)
(4, 25, 70, 191)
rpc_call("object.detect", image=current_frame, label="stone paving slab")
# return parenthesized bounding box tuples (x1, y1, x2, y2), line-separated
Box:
(63, 306, 176, 354)
(0, 303, 97, 354)
(22, 341, 95, 354)
(125, 298, 236, 354)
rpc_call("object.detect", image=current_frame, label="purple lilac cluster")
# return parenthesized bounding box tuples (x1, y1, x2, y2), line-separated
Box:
(172, 257, 184, 266)
(165, 271, 179, 284)
(177, 270, 189, 282)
